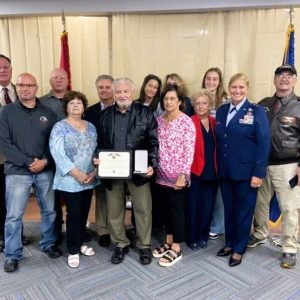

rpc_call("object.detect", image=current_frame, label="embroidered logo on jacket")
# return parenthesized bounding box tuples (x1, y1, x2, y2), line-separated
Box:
(39, 116, 48, 123)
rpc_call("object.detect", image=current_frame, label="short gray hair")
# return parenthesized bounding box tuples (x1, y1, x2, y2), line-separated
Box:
(113, 77, 135, 92)
(95, 74, 114, 85)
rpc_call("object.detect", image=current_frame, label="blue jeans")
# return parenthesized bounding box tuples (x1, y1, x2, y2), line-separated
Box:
(209, 187, 225, 234)
(5, 171, 56, 260)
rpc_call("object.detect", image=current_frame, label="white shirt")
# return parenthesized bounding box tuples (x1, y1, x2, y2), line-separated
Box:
(0, 83, 17, 106)
(226, 98, 247, 126)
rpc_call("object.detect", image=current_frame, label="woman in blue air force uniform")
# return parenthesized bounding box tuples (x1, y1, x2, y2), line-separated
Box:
(215, 73, 270, 267)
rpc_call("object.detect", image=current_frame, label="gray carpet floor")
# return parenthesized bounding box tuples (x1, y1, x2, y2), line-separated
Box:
(0, 222, 300, 300)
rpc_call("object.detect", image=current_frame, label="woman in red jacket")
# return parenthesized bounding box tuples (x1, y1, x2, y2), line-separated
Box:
(186, 89, 218, 250)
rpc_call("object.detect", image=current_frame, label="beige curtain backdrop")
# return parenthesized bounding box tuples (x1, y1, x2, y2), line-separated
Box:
(0, 16, 109, 102)
(112, 13, 225, 96)
(0, 8, 299, 103)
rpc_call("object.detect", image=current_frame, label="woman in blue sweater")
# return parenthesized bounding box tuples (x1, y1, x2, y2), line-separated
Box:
(50, 91, 98, 268)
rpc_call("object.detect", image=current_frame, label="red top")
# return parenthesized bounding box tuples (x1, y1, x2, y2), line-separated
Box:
(190, 114, 217, 176)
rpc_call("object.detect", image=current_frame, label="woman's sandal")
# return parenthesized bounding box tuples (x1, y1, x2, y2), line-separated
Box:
(159, 248, 182, 267)
(80, 245, 95, 256)
(152, 243, 171, 258)
(68, 254, 80, 268)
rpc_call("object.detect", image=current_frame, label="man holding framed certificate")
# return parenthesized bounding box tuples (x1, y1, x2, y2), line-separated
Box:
(94, 77, 158, 265)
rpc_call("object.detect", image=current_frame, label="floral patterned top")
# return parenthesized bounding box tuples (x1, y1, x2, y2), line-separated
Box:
(49, 119, 99, 192)
(156, 113, 196, 188)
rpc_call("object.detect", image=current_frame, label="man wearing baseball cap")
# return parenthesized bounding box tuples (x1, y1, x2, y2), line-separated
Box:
(248, 64, 300, 269)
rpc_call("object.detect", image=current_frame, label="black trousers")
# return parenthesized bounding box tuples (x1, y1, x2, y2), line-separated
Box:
(54, 190, 64, 242)
(60, 189, 93, 254)
(186, 177, 218, 244)
(157, 184, 186, 243)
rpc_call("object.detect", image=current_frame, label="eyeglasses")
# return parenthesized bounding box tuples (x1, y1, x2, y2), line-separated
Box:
(276, 73, 295, 79)
(16, 83, 37, 88)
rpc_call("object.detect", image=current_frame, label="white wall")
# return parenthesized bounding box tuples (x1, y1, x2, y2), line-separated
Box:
(0, 0, 299, 16)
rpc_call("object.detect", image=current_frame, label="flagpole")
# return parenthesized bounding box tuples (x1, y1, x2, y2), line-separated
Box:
(60, 9, 71, 90)
(289, 7, 295, 25)
(62, 10, 66, 32)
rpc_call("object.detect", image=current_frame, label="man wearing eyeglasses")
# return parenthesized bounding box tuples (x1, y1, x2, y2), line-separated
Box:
(248, 65, 300, 269)
(0, 73, 62, 273)
(0, 54, 31, 253)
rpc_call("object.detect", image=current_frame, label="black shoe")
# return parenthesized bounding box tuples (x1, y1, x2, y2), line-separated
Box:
(229, 254, 243, 267)
(217, 247, 232, 257)
(139, 248, 152, 265)
(281, 252, 296, 269)
(21, 235, 32, 246)
(188, 242, 200, 251)
(198, 241, 207, 249)
(83, 230, 92, 243)
(43, 245, 63, 258)
(4, 259, 18, 273)
(98, 234, 110, 247)
(111, 246, 129, 264)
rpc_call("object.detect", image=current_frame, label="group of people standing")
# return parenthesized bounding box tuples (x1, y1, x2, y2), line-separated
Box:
(0, 52, 299, 273)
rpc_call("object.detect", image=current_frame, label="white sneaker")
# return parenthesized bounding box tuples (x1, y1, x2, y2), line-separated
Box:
(209, 232, 219, 240)
(68, 254, 80, 268)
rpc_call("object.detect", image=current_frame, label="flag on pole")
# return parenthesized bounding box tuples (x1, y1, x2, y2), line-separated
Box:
(282, 24, 295, 66)
(269, 22, 295, 227)
(60, 30, 72, 91)
(269, 193, 282, 226)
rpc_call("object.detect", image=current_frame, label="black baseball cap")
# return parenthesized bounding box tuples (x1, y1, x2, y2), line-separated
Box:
(275, 64, 297, 76)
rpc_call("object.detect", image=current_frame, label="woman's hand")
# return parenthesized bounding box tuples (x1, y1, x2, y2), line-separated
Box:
(84, 171, 96, 184)
(250, 176, 262, 188)
(69, 168, 89, 184)
(175, 173, 187, 190)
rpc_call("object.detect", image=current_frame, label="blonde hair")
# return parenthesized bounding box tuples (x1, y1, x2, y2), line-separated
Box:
(163, 73, 188, 97)
(228, 73, 250, 89)
(191, 89, 214, 107)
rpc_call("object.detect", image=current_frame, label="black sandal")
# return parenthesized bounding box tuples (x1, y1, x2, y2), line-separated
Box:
(152, 243, 171, 258)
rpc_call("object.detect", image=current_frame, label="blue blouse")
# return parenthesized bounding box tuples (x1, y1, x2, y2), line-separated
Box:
(49, 119, 99, 192)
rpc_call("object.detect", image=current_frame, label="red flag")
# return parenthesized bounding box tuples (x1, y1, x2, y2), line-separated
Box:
(60, 30, 72, 90)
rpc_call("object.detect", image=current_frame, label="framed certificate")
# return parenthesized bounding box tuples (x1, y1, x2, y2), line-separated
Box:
(98, 151, 132, 179)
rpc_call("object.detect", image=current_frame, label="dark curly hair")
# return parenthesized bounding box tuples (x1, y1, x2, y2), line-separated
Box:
(160, 84, 185, 112)
(63, 91, 89, 117)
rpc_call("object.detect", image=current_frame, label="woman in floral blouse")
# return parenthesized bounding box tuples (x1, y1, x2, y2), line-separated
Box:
(152, 85, 196, 267)
(49, 91, 98, 268)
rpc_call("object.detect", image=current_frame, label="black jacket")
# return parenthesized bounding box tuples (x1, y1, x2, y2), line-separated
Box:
(97, 101, 158, 188)
(259, 92, 300, 165)
(84, 102, 102, 127)
(0, 98, 57, 175)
